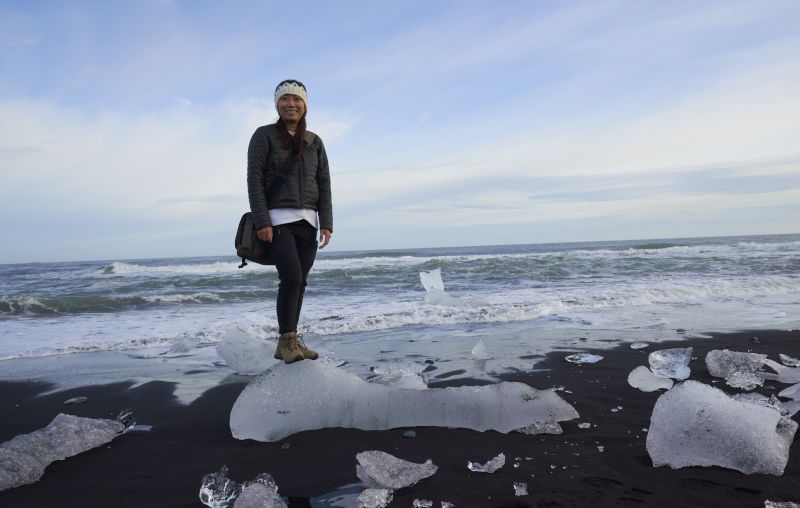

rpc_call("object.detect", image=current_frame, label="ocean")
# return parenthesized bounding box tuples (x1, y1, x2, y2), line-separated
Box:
(1, 233, 799, 400)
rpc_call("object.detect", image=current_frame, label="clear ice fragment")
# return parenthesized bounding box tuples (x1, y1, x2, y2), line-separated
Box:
(0, 413, 126, 491)
(64, 397, 88, 405)
(763, 359, 800, 384)
(216, 327, 276, 375)
(441, 502, 455, 508)
(419, 269, 462, 306)
(230, 362, 578, 442)
(627, 366, 673, 392)
(646, 381, 797, 475)
(513, 482, 529, 496)
(648, 347, 692, 380)
(412, 499, 433, 508)
(356, 488, 393, 508)
(471, 340, 490, 360)
(199, 466, 241, 508)
(234, 479, 286, 508)
(467, 453, 505, 473)
(515, 421, 563, 435)
(778, 383, 800, 400)
(200, 467, 285, 508)
(356, 451, 437, 490)
(765, 501, 800, 508)
(779, 354, 800, 368)
(630, 342, 649, 350)
(578, 423, 591, 429)
(564, 353, 603, 364)
(369, 365, 428, 390)
(705, 349, 766, 390)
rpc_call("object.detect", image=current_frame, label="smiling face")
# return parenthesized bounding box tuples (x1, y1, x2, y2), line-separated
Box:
(277, 94, 306, 124)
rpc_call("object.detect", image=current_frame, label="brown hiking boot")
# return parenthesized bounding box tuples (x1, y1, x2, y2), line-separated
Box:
(274, 331, 304, 364)
(296, 334, 319, 360)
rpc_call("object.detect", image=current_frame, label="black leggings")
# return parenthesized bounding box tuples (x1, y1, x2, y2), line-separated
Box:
(272, 220, 318, 334)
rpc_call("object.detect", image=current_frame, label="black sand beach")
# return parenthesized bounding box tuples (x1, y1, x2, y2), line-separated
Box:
(2, 329, 799, 507)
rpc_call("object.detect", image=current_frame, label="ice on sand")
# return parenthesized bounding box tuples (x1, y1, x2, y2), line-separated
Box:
(627, 366, 673, 392)
(471, 340, 490, 360)
(648, 347, 692, 380)
(467, 453, 505, 473)
(763, 359, 800, 384)
(779, 383, 800, 400)
(646, 381, 797, 475)
(564, 353, 603, 364)
(199, 466, 285, 508)
(513, 482, 529, 496)
(733, 393, 800, 418)
(705, 349, 767, 390)
(419, 268, 462, 306)
(779, 354, 800, 368)
(765, 501, 800, 508)
(0, 412, 130, 491)
(356, 451, 437, 490)
(368, 365, 428, 390)
(217, 327, 276, 375)
(230, 362, 579, 442)
(515, 421, 563, 435)
(630, 342, 649, 350)
(357, 488, 393, 508)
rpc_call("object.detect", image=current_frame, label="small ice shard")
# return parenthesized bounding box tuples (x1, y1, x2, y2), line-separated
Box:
(199, 467, 285, 508)
(64, 396, 88, 405)
(779, 383, 800, 400)
(357, 488, 393, 508)
(356, 451, 437, 490)
(515, 421, 563, 435)
(578, 422, 591, 429)
(630, 342, 649, 350)
(413, 500, 433, 508)
(564, 353, 603, 364)
(199, 466, 241, 508)
(646, 381, 797, 475)
(441, 502, 455, 508)
(779, 354, 800, 368)
(763, 359, 800, 384)
(369, 365, 428, 390)
(705, 349, 766, 390)
(0, 413, 127, 491)
(467, 453, 505, 473)
(216, 327, 276, 375)
(627, 366, 673, 392)
(648, 347, 692, 380)
(230, 362, 578, 442)
(471, 340, 490, 360)
(234, 480, 287, 508)
(419, 268, 461, 306)
(161, 339, 193, 356)
(765, 501, 800, 508)
(513, 482, 529, 496)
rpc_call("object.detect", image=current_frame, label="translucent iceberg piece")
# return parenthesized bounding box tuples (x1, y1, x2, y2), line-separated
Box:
(199, 467, 285, 508)
(779, 383, 800, 400)
(413, 500, 433, 508)
(763, 359, 800, 384)
(0, 413, 126, 491)
(441, 502, 455, 508)
(515, 421, 563, 435)
(627, 366, 673, 392)
(467, 453, 505, 473)
(513, 482, 529, 496)
(368, 365, 428, 390)
(357, 488, 393, 508)
(630, 342, 649, 350)
(765, 501, 800, 508)
(646, 381, 797, 475)
(564, 353, 603, 364)
(705, 349, 766, 390)
(732, 393, 800, 418)
(356, 451, 437, 490)
(199, 466, 241, 508)
(779, 354, 800, 368)
(216, 327, 276, 375)
(234, 481, 287, 508)
(648, 347, 692, 380)
(230, 362, 579, 442)
(471, 340, 490, 360)
(419, 269, 462, 306)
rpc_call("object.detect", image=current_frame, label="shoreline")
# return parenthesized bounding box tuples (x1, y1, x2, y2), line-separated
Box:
(1, 329, 799, 507)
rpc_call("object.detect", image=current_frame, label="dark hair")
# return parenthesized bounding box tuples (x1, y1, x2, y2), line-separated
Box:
(275, 79, 307, 160)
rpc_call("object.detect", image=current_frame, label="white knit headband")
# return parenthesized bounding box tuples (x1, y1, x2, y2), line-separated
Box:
(274, 81, 308, 108)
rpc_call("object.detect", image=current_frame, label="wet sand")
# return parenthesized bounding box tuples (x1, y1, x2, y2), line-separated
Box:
(1, 329, 799, 507)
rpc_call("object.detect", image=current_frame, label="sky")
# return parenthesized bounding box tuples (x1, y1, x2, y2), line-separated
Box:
(1, 0, 799, 263)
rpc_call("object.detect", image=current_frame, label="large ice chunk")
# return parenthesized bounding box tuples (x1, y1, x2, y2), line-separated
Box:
(646, 381, 797, 475)
(217, 327, 276, 375)
(627, 366, 673, 392)
(467, 453, 505, 473)
(763, 359, 800, 384)
(0, 413, 129, 491)
(199, 466, 286, 508)
(705, 349, 767, 390)
(471, 340, 490, 360)
(419, 269, 462, 306)
(230, 362, 579, 442)
(564, 353, 603, 364)
(779, 383, 800, 401)
(780, 354, 800, 368)
(356, 451, 437, 490)
(648, 347, 692, 380)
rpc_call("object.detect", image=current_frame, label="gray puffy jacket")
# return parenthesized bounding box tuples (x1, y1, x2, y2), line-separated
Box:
(246, 124, 333, 232)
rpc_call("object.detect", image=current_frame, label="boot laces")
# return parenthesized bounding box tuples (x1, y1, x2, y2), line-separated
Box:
(287, 334, 301, 352)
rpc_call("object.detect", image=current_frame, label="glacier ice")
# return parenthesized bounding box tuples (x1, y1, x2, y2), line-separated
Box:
(513, 482, 529, 496)
(230, 362, 579, 442)
(705, 349, 767, 390)
(199, 466, 285, 508)
(648, 347, 692, 380)
(515, 421, 563, 435)
(646, 381, 797, 475)
(356, 451, 437, 490)
(630, 342, 649, 350)
(419, 268, 462, 306)
(627, 366, 673, 392)
(779, 383, 800, 400)
(765, 501, 800, 508)
(0, 412, 128, 491)
(779, 354, 800, 368)
(357, 488, 393, 508)
(471, 340, 490, 360)
(467, 453, 505, 473)
(564, 353, 603, 364)
(368, 365, 428, 390)
(763, 359, 800, 384)
(216, 327, 276, 375)
(732, 393, 800, 419)
(413, 500, 433, 508)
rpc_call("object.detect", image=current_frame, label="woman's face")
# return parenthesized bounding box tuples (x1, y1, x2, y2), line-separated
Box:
(277, 94, 306, 123)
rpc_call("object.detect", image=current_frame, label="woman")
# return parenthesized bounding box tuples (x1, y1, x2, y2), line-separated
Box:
(247, 79, 333, 364)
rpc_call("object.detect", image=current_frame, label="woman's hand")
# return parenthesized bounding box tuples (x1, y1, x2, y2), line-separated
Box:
(319, 228, 331, 249)
(257, 227, 273, 243)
